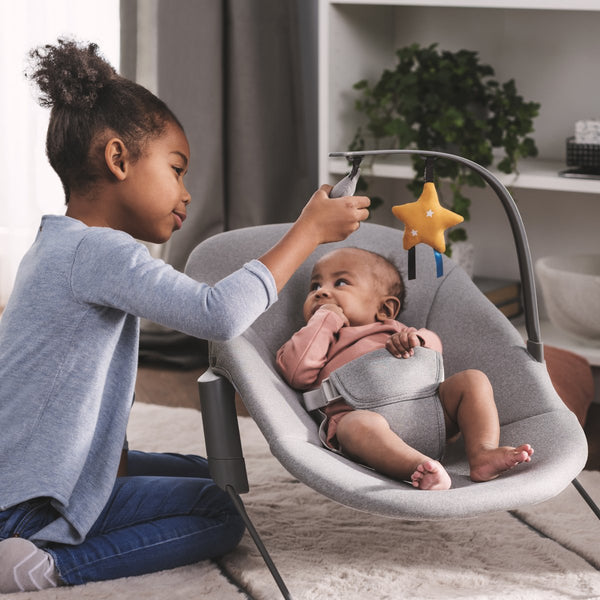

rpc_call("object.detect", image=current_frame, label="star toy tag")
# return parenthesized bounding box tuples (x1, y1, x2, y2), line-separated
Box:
(392, 182, 463, 254)
(392, 160, 464, 279)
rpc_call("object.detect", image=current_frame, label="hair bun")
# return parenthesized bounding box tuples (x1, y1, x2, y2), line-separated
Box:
(27, 38, 116, 110)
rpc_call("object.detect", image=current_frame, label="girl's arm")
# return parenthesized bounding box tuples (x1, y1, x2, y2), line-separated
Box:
(276, 307, 346, 389)
(70, 187, 369, 342)
(259, 185, 370, 292)
(71, 232, 277, 341)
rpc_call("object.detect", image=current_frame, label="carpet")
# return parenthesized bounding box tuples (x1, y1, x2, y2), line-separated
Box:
(10, 402, 600, 600)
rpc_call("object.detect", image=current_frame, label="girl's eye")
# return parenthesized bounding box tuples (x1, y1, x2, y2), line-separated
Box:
(173, 166, 184, 176)
(309, 282, 321, 291)
(335, 279, 349, 287)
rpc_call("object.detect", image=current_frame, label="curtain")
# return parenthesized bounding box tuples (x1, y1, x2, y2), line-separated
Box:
(121, 0, 318, 367)
(0, 0, 120, 307)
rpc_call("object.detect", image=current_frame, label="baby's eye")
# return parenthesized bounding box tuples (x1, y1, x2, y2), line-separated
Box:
(334, 279, 349, 287)
(309, 282, 321, 292)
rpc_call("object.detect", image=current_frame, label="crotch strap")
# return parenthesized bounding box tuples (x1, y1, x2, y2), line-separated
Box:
(301, 346, 447, 460)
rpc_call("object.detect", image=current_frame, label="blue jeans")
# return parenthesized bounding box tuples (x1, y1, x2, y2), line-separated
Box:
(0, 451, 245, 585)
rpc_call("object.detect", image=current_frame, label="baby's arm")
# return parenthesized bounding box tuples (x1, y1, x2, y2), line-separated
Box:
(386, 324, 443, 359)
(276, 306, 346, 389)
(259, 185, 370, 293)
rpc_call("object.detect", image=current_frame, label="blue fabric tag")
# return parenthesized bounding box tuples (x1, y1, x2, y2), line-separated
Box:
(434, 249, 443, 278)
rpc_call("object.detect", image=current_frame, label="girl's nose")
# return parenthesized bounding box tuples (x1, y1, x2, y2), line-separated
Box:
(315, 288, 331, 298)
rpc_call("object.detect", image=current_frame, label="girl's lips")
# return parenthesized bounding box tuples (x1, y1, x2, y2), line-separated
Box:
(173, 211, 186, 230)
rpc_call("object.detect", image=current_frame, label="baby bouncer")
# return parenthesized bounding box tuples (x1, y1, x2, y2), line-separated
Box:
(184, 150, 599, 600)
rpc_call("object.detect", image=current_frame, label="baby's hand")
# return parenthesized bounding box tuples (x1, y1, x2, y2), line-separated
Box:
(298, 185, 370, 245)
(319, 303, 349, 326)
(386, 328, 423, 359)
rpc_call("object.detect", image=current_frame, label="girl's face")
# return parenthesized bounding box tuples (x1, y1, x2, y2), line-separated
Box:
(116, 122, 191, 243)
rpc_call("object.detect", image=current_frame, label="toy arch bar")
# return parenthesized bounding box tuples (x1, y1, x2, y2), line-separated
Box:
(330, 149, 543, 363)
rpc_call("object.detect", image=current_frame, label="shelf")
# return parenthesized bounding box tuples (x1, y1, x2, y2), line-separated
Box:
(517, 320, 600, 366)
(320, 0, 600, 286)
(329, 0, 600, 10)
(320, 2, 600, 190)
(329, 156, 600, 195)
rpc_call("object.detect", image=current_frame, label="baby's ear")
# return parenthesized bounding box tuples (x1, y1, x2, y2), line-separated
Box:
(377, 296, 401, 321)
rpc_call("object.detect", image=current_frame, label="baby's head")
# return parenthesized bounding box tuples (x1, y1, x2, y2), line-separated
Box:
(303, 247, 405, 327)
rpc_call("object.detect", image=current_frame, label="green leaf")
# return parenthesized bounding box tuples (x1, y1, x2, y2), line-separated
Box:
(448, 228, 467, 243)
(349, 42, 540, 238)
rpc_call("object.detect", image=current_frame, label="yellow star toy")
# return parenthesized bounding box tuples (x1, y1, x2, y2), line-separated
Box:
(392, 182, 463, 254)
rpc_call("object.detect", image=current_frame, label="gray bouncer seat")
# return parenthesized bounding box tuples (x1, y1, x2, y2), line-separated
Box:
(184, 151, 597, 599)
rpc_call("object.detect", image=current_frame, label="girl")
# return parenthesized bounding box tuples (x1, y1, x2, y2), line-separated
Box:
(0, 39, 369, 592)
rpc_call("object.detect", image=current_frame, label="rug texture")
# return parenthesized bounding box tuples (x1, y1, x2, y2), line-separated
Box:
(8, 402, 600, 600)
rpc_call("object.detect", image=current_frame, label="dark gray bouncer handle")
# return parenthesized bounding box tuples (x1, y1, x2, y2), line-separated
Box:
(329, 149, 543, 362)
(329, 156, 362, 198)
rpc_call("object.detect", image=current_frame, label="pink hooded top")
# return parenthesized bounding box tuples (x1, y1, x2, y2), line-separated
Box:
(276, 306, 443, 391)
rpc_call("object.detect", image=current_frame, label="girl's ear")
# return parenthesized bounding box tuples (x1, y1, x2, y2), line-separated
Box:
(376, 296, 401, 321)
(104, 138, 129, 181)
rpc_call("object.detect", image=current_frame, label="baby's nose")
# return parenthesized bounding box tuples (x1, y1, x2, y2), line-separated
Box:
(315, 288, 331, 298)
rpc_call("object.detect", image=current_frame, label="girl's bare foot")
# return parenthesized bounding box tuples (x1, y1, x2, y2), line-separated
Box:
(411, 460, 451, 490)
(470, 444, 534, 482)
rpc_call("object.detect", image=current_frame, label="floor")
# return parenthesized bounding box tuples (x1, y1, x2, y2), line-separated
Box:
(135, 364, 600, 471)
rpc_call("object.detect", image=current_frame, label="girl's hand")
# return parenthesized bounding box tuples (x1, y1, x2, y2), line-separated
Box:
(386, 327, 423, 359)
(258, 185, 370, 293)
(297, 185, 370, 246)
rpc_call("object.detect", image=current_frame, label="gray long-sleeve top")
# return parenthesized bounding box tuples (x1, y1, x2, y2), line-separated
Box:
(0, 215, 277, 545)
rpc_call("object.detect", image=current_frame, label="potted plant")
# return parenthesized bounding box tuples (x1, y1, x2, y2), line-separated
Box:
(349, 43, 540, 254)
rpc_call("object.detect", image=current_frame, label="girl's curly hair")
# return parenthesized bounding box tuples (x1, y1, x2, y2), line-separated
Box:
(26, 38, 182, 202)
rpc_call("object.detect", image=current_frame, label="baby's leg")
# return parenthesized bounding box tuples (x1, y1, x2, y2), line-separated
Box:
(439, 370, 534, 482)
(335, 410, 451, 490)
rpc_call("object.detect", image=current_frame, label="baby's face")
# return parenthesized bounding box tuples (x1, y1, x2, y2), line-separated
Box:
(303, 248, 388, 327)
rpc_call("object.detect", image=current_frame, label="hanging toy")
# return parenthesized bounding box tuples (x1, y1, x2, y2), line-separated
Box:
(392, 158, 464, 280)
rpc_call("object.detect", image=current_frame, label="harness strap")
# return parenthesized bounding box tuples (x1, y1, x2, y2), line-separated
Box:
(302, 378, 342, 412)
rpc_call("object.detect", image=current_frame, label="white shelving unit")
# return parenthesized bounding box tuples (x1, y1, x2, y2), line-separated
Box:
(329, 156, 600, 195)
(319, 0, 600, 193)
(325, 0, 600, 8)
(319, 0, 600, 366)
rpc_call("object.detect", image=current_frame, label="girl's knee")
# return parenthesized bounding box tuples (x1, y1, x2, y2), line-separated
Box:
(226, 513, 246, 551)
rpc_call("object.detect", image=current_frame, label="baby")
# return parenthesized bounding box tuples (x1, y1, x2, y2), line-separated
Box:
(276, 247, 533, 490)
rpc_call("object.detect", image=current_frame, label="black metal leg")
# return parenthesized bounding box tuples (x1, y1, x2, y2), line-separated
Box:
(572, 477, 600, 520)
(198, 370, 292, 598)
(226, 485, 293, 600)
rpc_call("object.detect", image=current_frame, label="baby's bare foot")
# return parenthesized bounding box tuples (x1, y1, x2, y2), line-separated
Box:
(411, 460, 451, 490)
(470, 444, 534, 482)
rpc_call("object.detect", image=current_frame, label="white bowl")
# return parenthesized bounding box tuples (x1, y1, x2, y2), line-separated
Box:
(535, 254, 600, 342)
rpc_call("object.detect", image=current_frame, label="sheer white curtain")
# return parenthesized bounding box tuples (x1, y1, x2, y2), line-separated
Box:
(0, 0, 120, 306)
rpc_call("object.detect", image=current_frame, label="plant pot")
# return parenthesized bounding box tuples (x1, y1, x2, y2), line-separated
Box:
(449, 241, 474, 278)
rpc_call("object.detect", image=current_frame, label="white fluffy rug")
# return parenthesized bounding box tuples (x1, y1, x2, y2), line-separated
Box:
(10, 402, 600, 600)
